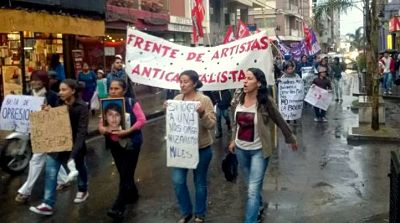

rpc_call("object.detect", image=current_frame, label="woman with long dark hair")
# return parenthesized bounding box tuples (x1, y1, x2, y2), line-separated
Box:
(30, 79, 89, 215)
(169, 70, 215, 223)
(228, 68, 298, 223)
(98, 79, 146, 220)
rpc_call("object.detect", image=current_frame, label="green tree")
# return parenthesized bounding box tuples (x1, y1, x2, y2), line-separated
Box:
(313, 0, 383, 130)
(346, 26, 365, 50)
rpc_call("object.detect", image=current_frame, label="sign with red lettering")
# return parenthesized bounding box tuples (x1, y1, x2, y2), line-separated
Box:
(125, 27, 274, 91)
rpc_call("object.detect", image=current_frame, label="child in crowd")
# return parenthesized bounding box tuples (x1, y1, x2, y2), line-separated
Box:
(280, 60, 301, 125)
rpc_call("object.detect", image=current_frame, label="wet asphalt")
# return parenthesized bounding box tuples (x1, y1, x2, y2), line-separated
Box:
(0, 71, 399, 223)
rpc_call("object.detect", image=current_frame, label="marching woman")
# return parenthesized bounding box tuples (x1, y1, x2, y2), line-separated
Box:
(228, 68, 298, 223)
(30, 79, 90, 215)
(15, 70, 69, 204)
(98, 79, 146, 220)
(170, 70, 216, 223)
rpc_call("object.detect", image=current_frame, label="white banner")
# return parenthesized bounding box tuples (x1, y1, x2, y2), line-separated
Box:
(304, 86, 333, 111)
(301, 66, 315, 97)
(278, 77, 304, 120)
(0, 95, 45, 133)
(125, 27, 274, 91)
(166, 100, 200, 169)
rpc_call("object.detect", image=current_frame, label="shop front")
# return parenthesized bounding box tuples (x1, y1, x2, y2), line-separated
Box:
(0, 8, 105, 102)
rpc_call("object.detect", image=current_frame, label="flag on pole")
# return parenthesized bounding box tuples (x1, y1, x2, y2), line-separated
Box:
(236, 19, 250, 39)
(191, 0, 205, 44)
(303, 23, 321, 56)
(223, 25, 236, 43)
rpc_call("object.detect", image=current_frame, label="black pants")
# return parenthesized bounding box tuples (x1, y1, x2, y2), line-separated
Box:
(109, 140, 140, 211)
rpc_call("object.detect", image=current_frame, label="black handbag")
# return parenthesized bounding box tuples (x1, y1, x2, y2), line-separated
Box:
(221, 153, 238, 182)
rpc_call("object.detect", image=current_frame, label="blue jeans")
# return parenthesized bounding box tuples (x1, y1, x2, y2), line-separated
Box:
(216, 107, 231, 134)
(236, 147, 270, 223)
(383, 72, 392, 92)
(172, 146, 212, 218)
(44, 154, 88, 207)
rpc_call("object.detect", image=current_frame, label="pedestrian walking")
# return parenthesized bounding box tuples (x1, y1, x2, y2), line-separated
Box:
(169, 70, 215, 223)
(228, 68, 298, 223)
(312, 67, 332, 122)
(30, 79, 90, 215)
(381, 51, 393, 95)
(15, 70, 69, 204)
(212, 90, 232, 139)
(78, 62, 97, 106)
(296, 55, 312, 77)
(49, 54, 65, 81)
(98, 79, 146, 220)
(96, 69, 108, 99)
(331, 57, 344, 102)
(280, 61, 301, 125)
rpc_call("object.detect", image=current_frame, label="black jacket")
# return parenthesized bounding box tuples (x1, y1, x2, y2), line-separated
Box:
(211, 90, 232, 110)
(26, 90, 58, 107)
(52, 99, 89, 160)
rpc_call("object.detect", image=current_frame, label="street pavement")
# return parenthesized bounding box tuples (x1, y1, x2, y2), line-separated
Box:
(1, 71, 400, 222)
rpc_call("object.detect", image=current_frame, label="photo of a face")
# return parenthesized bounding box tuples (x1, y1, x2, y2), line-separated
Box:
(101, 98, 125, 131)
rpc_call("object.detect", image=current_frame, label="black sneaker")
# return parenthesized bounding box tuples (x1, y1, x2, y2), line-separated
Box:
(107, 208, 124, 220)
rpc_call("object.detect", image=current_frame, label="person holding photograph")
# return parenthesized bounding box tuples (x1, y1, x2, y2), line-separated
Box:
(168, 70, 215, 223)
(30, 79, 89, 215)
(228, 68, 298, 223)
(98, 79, 146, 220)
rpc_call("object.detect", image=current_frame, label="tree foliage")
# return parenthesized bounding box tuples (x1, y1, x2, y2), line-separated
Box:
(346, 26, 365, 50)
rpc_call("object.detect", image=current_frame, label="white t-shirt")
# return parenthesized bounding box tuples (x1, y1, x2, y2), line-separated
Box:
(382, 57, 392, 73)
(234, 103, 262, 150)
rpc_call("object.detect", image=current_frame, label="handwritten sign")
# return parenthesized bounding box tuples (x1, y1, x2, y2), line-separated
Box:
(304, 86, 333, 111)
(166, 100, 200, 169)
(0, 95, 45, 133)
(301, 66, 315, 97)
(125, 28, 274, 91)
(30, 106, 73, 153)
(278, 77, 304, 120)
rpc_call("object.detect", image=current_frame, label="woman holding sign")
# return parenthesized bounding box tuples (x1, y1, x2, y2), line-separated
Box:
(169, 70, 215, 223)
(98, 79, 146, 220)
(228, 68, 298, 223)
(15, 70, 69, 204)
(30, 79, 90, 215)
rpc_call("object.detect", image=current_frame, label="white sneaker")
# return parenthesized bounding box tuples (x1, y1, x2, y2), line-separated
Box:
(314, 118, 319, 122)
(388, 90, 393, 95)
(322, 117, 328, 122)
(29, 203, 54, 215)
(74, 192, 89, 203)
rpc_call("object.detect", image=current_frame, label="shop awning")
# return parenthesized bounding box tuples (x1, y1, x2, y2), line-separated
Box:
(0, 9, 105, 36)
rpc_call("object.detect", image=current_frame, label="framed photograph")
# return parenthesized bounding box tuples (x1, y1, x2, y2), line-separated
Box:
(101, 98, 126, 131)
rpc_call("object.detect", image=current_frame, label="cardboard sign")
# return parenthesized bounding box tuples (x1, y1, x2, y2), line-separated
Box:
(166, 100, 200, 169)
(278, 77, 304, 120)
(30, 106, 73, 153)
(301, 66, 315, 97)
(125, 28, 274, 91)
(304, 86, 333, 111)
(0, 95, 45, 133)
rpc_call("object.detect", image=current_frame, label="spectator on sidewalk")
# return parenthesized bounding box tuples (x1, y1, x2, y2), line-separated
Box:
(331, 57, 344, 102)
(212, 90, 232, 139)
(228, 68, 298, 223)
(49, 54, 65, 81)
(169, 70, 215, 223)
(15, 70, 70, 204)
(96, 69, 108, 99)
(98, 79, 146, 220)
(30, 79, 90, 216)
(78, 62, 97, 114)
(312, 67, 332, 122)
(381, 51, 393, 95)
